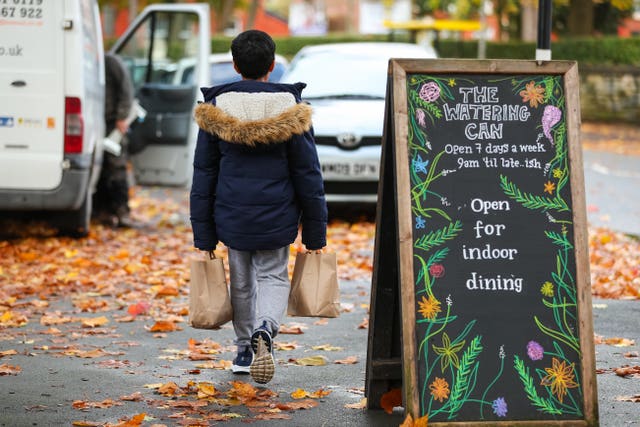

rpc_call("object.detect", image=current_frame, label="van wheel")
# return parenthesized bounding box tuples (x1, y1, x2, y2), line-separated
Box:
(56, 190, 92, 238)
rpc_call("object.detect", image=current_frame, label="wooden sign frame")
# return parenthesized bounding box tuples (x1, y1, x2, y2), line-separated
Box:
(365, 59, 598, 426)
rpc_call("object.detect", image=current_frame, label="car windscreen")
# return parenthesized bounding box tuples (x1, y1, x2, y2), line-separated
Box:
(280, 52, 389, 99)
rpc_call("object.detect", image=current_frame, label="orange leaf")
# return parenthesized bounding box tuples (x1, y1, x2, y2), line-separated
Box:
(0, 364, 21, 375)
(157, 382, 180, 396)
(344, 397, 367, 409)
(196, 382, 217, 398)
(120, 392, 144, 402)
(279, 325, 304, 335)
(81, 316, 109, 328)
(400, 414, 414, 427)
(276, 399, 318, 410)
(414, 414, 429, 427)
(291, 388, 308, 399)
(127, 301, 150, 316)
(18, 251, 38, 262)
(358, 317, 369, 329)
(335, 356, 358, 365)
(399, 413, 429, 427)
(380, 388, 402, 414)
(274, 341, 299, 351)
(155, 285, 179, 297)
(253, 413, 292, 420)
(616, 394, 640, 402)
(309, 388, 331, 399)
(114, 249, 130, 259)
(229, 381, 257, 400)
(149, 320, 177, 332)
(113, 412, 146, 427)
(604, 337, 635, 347)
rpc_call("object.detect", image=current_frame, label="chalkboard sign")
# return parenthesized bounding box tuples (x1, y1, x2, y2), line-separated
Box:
(365, 60, 598, 426)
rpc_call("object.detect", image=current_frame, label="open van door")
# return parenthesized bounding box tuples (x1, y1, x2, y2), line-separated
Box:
(110, 3, 210, 186)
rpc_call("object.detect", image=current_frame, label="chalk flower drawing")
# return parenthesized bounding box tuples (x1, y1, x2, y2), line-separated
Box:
(540, 358, 579, 403)
(552, 168, 564, 179)
(544, 180, 556, 194)
(542, 105, 562, 143)
(526, 340, 544, 361)
(412, 154, 430, 175)
(430, 377, 450, 402)
(540, 281, 554, 297)
(418, 295, 441, 320)
(428, 263, 445, 278)
(432, 332, 465, 372)
(419, 81, 441, 102)
(519, 80, 545, 108)
(492, 397, 508, 417)
(406, 74, 582, 420)
(416, 109, 426, 127)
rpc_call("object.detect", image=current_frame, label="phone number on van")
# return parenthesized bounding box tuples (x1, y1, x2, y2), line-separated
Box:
(1, 5, 43, 20)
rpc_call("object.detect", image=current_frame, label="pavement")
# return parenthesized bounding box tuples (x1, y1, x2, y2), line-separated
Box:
(1, 129, 640, 426)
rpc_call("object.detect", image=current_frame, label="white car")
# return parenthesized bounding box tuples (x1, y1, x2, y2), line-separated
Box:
(172, 53, 289, 86)
(280, 42, 437, 203)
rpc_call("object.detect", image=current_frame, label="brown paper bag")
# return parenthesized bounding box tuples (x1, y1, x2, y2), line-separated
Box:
(288, 251, 340, 318)
(188, 255, 232, 329)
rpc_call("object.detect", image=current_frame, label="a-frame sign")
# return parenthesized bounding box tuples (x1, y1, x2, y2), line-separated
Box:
(366, 59, 598, 426)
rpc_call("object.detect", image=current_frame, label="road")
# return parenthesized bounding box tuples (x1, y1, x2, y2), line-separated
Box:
(583, 150, 640, 236)
(0, 129, 639, 426)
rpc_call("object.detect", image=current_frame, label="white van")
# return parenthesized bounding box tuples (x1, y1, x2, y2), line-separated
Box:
(0, 2, 210, 235)
(0, 0, 105, 236)
(110, 3, 210, 187)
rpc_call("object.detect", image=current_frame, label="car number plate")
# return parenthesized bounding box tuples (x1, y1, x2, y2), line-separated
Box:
(321, 162, 379, 178)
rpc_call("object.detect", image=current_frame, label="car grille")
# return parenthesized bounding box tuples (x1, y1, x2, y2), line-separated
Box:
(323, 181, 379, 195)
(314, 136, 381, 151)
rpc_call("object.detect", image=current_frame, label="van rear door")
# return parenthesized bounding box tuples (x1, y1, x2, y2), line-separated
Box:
(0, 2, 65, 190)
(111, 4, 210, 186)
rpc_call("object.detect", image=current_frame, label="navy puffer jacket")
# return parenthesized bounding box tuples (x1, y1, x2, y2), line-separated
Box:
(190, 80, 327, 251)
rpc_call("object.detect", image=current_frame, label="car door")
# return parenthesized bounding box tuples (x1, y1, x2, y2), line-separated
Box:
(110, 4, 210, 186)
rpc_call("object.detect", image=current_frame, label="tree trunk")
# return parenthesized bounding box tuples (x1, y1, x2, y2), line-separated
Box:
(520, 0, 537, 42)
(567, 0, 594, 36)
(247, 0, 259, 29)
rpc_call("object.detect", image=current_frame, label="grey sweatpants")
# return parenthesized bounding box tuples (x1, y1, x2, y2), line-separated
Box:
(227, 246, 290, 348)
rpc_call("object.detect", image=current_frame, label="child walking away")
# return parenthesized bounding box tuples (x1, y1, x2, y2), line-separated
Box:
(190, 30, 328, 384)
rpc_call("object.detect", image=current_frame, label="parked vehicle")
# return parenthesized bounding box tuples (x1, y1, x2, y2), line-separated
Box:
(111, 3, 210, 187)
(0, 0, 105, 236)
(172, 53, 289, 86)
(0, 2, 210, 236)
(279, 42, 438, 203)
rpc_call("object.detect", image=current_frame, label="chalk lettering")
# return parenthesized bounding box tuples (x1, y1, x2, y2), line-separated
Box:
(466, 272, 523, 293)
(470, 198, 511, 215)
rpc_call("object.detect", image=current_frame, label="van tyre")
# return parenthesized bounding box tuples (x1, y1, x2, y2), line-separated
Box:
(56, 189, 92, 238)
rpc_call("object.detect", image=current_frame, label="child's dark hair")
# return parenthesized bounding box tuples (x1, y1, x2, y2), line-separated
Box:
(231, 30, 276, 80)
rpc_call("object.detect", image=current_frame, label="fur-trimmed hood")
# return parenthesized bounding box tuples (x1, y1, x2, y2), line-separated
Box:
(194, 82, 313, 147)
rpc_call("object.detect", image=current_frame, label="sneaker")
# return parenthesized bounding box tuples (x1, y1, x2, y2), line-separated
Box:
(231, 346, 253, 374)
(250, 323, 275, 384)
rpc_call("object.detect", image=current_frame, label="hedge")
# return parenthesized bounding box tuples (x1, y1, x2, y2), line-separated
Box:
(436, 36, 640, 65)
(212, 34, 640, 66)
(211, 33, 411, 58)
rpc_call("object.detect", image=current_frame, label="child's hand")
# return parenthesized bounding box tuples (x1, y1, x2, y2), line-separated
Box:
(305, 247, 325, 254)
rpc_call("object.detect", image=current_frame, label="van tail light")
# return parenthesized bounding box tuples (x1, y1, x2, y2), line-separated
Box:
(64, 97, 84, 153)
